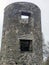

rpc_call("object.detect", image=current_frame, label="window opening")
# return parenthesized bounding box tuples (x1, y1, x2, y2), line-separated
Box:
(20, 12, 30, 23)
(20, 39, 32, 52)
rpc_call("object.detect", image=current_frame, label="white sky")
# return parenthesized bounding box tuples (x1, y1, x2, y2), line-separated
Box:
(0, 0, 49, 47)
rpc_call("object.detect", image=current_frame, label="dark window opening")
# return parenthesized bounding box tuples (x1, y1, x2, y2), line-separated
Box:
(21, 12, 31, 16)
(20, 12, 31, 23)
(20, 39, 32, 52)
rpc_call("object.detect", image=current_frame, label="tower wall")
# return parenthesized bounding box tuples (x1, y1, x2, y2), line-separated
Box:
(1, 2, 43, 65)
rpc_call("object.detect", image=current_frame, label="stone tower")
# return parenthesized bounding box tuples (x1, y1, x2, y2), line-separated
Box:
(1, 2, 43, 65)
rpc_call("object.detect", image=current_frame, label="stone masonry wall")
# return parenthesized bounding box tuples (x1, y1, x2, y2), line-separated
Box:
(1, 2, 43, 65)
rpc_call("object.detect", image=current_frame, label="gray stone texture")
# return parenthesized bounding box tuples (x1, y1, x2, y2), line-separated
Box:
(1, 2, 43, 65)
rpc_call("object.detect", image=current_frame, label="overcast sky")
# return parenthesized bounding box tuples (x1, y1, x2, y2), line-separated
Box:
(0, 0, 49, 47)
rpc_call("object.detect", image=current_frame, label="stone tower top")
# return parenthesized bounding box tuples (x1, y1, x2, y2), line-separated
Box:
(5, 2, 40, 11)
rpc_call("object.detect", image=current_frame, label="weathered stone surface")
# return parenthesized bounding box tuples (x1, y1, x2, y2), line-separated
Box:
(1, 2, 43, 65)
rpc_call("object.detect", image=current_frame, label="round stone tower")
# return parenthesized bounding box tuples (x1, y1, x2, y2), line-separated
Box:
(1, 2, 43, 65)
